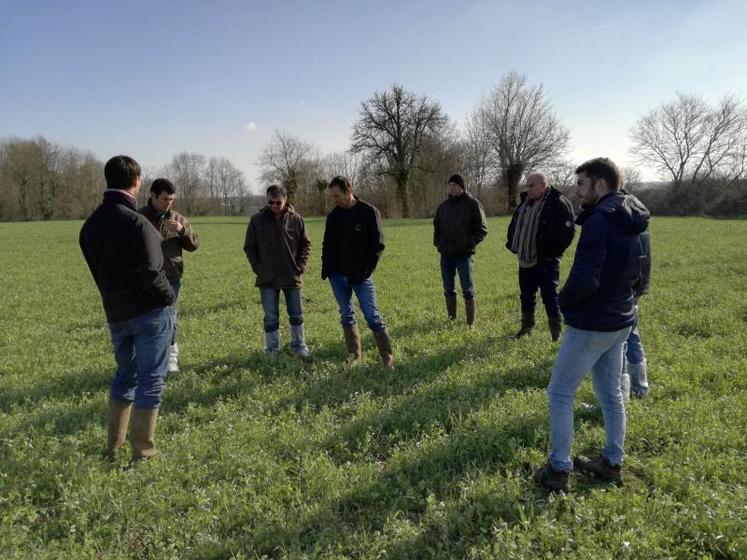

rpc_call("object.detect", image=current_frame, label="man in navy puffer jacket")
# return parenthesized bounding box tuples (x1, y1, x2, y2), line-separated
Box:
(534, 157, 650, 492)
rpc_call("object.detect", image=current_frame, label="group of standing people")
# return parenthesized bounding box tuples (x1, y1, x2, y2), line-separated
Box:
(80, 154, 650, 493)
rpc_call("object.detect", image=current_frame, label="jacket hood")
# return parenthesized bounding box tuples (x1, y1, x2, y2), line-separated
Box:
(578, 192, 649, 233)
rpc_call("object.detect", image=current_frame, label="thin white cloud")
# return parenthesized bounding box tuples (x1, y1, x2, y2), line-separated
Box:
(244, 121, 258, 131)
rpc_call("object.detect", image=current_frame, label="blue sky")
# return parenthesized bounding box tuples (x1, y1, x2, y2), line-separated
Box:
(2, 0, 745, 191)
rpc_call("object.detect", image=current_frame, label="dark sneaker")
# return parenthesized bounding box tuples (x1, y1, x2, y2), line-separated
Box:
(573, 454, 623, 485)
(533, 463, 569, 492)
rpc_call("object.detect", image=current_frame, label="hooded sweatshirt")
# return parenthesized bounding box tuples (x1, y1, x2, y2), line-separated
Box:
(559, 192, 650, 331)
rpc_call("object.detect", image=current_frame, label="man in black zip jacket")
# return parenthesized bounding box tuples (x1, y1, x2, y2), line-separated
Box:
(80, 155, 175, 462)
(433, 174, 488, 326)
(321, 175, 393, 368)
(506, 172, 575, 341)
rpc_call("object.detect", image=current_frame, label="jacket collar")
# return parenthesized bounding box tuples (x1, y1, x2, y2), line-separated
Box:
(103, 189, 137, 210)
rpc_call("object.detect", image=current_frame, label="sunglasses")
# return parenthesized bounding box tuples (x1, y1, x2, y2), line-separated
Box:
(267, 200, 284, 206)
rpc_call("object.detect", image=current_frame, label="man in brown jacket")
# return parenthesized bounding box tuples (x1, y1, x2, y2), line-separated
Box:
(139, 178, 200, 373)
(244, 184, 312, 356)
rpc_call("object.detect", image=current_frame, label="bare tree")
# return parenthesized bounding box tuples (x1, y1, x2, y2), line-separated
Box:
(213, 157, 246, 215)
(630, 93, 747, 187)
(476, 72, 570, 210)
(166, 152, 205, 214)
(351, 84, 449, 217)
(258, 131, 314, 201)
(459, 109, 494, 201)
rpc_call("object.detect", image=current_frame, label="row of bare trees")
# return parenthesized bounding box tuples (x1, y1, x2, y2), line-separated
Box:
(3, 72, 746, 221)
(0, 140, 254, 221)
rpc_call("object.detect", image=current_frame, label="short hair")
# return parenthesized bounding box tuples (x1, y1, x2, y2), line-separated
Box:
(575, 157, 621, 191)
(150, 178, 176, 196)
(266, 184, 287, 198)
(104, 155, 141, 190)
(328, 175, 352, 193)
(526, 172, 547, 186)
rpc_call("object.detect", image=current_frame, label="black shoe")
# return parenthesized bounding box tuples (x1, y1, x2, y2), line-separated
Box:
(533, 462, 569, 492)
(573, 454, 623, 485)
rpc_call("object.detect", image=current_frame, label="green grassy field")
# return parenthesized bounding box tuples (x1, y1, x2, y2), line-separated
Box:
(1, 215, 746, 559)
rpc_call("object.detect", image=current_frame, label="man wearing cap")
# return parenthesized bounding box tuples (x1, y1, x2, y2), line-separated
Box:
(506, 172, 575, 341)
(139, 178, 200, 373)
(433, 174, 488, 326)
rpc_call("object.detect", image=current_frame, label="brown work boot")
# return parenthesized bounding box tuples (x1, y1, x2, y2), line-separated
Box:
(514, 310, 535, 338)
(533, 462, 569, 492)
(445, 296, 457, 321)
(465, 298, 476, 328)
(548, 314, 563, 342)
(573, 454, 623, 485)
(106, 399, 132, 461)
(342, 324, 362, 365)
(130, 407, 159, 461)
(373, 329, 394, 368)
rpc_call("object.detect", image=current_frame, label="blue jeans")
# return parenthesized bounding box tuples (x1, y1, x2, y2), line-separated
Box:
(108, 306, 173, 409)
(547, 325, 631, 471)
(440, 254, 474, 300)
(329, 273, 385, 332)
(519, 259, 560, 317)
(260, 287, 303, 332)
(169, 279, 181, 346)
(624, 306, 645, 365)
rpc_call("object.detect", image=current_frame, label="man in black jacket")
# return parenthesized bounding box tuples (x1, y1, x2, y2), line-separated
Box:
(506, 172, 575, 341)
(433, 174, 488, 326)
(80, 155, 175, 462)
(321, 176, 393, 368)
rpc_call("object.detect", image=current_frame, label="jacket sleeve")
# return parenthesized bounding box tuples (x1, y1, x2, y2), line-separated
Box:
(178, 215, 200, 252)
(133, 219, 175, 306)
(558, 215, 607, 310)
(79, 225, 95, 279)
(505, 207, 519, 253)
(433, 212, 440, 248)
(243, 218, 260, 274)
(367, 206, 385, 275)
(633, 230, 651, 297)
(321, 213, 333, 280)
(555, 196, 576, 254)
(471, 199, 488, 247)
(296, 217, 311, 273)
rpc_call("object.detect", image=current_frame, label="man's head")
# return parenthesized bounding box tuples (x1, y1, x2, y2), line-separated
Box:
(266, 184, 288, 217)
(525, 172, 548, 202)
(104, 155, 141, 192)
(447, 174, 466, 197)
(327, 175, 355, 208)
(150, 178, 177, 213)
(574, 157, 621, 207)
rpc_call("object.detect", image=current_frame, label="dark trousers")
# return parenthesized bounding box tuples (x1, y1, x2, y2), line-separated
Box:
(519, 258, 560, 317)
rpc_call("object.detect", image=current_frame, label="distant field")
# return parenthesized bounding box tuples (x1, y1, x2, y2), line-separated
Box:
(1, 215, 746, 559)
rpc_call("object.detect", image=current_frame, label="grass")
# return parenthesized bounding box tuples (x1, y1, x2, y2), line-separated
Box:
(0, 215, 746, 559)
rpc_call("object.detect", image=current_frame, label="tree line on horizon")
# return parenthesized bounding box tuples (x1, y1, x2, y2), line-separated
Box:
(2, 71, 746, 222)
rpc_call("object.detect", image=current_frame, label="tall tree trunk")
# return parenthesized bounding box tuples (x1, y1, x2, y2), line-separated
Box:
(505, 164, 524, 212)
(396, 180, 409, 218)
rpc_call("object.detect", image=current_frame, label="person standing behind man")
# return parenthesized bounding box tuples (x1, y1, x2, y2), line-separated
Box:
(139, 178, 200, 373)
(433, 173, 488, 326)
(506, 172, 575, 341)
(80, 155, 175, 461)
(244, 184, 311, 357)
(533, 157, 649, 492)
(321, 176, 393, 368)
